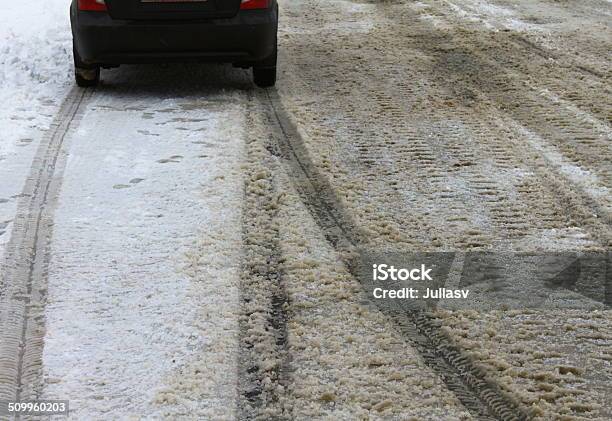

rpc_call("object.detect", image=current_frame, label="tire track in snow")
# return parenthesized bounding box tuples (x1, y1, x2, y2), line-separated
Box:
(275, 0, 609, 417)
(260, 89, 531, 420)
(0, 86, 90, 405)
(409, 0, 612, 217)
(237, 92, 291, 420)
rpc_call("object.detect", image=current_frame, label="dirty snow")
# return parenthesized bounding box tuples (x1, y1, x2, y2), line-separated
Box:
(1, 0, 610, 419)
(276, 0, 612, 417)
(240, 98, 473, 419)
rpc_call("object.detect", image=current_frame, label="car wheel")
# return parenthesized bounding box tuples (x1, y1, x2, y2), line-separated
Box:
(253, 39, 277, 88)
(73, 43, 100, 87)
(253, 66, 276, 88)
(75, 67, 100, 87)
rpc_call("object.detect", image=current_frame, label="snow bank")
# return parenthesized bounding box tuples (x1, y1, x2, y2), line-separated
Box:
(0, 0, 73, 262)
(0, 1, 72, 87)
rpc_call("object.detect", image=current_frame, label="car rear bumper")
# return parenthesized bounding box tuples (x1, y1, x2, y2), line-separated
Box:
(71, 5, 277, 66)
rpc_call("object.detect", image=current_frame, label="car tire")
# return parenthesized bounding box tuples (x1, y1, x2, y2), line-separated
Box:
(75, 67, 100, 87)
(73, 43, 100, 88)
(253, 66, 276, 88)
(253, 37, 277, 88)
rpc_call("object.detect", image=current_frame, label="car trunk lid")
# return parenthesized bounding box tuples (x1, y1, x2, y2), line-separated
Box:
(104, 0, 241, 20)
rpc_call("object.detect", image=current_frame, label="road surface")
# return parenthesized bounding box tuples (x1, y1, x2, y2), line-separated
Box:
(0, 0, 610, 419)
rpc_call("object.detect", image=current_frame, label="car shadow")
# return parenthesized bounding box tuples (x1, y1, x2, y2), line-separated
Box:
(93, 62, 255, 99)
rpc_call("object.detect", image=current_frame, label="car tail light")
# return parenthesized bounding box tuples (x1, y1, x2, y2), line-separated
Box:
(240, 0, 269, 10)
(78, 0, 107, 11)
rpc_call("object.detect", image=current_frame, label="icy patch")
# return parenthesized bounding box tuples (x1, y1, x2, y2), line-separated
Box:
(411, 1, 432, 11)
(418, 13, 450, 29)
(440, 0, 543, 32)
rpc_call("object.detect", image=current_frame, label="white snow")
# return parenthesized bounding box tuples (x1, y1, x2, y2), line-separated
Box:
(440, 0, 541, 32)
(0, 0, 72, 262)
(1, 2, 249, 418)
(40, 84, 246, 418)
(0, 6, 248, 415)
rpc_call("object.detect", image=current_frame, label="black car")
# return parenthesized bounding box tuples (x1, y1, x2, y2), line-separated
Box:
(70, 0, 278, 87)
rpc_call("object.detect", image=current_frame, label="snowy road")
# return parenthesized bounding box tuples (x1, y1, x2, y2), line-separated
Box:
(0, 0, 610, 419)
(40, 68, 248, 419)
(0, 1, 72, 266)
(1, 66, 250, 418)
